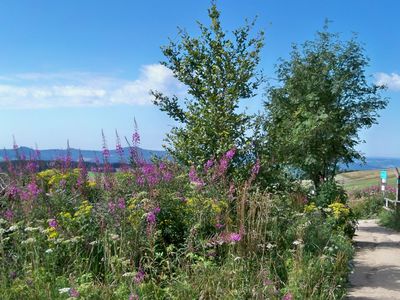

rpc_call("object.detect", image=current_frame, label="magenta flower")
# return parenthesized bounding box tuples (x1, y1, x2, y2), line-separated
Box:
(146, 212, 156, 224)
(189, 166, 204, 186)
(4, 209, 13, 221)
(69, 288, 80, 298)
(225, 148, 236, 160)
(282, 292, 293, 300)
(228, 232, 241, 243)
(251, 159, 261, 176)
(215, 223, 225, 229)
(134, 267, 145, 284)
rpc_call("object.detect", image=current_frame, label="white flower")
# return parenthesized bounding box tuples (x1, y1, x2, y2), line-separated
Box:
(8, 225, 18, 231)
(110, 234, 119, 240)
(25, 227, 39, 232)
(45, 248, 54, 254)
(122, 272, 135, 277)
(58, 287, 71, 294)
(21, 238, 36, 244)
(89, 240, 98, 246)
(292, 239, 303, 246)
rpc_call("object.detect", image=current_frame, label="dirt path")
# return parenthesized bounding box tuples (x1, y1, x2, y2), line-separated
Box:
(347, 219, 400, 299)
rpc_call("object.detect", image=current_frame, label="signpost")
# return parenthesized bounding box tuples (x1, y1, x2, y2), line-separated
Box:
(383, 168, 400, 209)
(380, 170, 387, 193)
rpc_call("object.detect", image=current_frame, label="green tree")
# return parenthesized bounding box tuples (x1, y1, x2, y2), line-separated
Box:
(152, 3, 264, 171)
(263, 26, 387, 188)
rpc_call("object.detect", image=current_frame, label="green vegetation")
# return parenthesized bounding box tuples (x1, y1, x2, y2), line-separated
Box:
(262, 24, 387, 188)
(1, 3, 389, 299)
(379, 208, 400, 231)
(152, 4, 264, 174)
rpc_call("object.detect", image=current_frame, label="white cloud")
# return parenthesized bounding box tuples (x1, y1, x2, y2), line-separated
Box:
(375, 72, 400, 91)
(0, 64, 185, 109)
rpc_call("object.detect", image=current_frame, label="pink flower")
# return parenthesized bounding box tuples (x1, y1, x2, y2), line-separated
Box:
(228, 232, 242, 243)
(118, 198, 126, 209)
(282, 292, 293, 300)
(69, 288, 80, 298)
(129, 293, 139, 300)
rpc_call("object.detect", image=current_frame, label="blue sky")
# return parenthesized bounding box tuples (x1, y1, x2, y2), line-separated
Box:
(0, 0, 399, 157)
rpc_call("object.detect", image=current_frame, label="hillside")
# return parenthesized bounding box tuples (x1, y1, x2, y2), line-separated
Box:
(0, 146, 167, 163)
(336, 169, 397, 191)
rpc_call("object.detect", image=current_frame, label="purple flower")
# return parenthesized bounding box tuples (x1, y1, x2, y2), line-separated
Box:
(117, 198, 126, 209)
(48, 219, 58, 228)
(134, 267, 145, 284)
(282, 292, 293, 300)
(251, 159, 261, 176)
(146, 212, 156, 224)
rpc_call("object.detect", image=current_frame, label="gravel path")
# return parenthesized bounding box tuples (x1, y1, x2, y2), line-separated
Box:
(347, 219, 400, 299)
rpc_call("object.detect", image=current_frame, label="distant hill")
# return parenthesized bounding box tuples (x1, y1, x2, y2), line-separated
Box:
(341, 157, 400, 171)
(0, 146, 167, 164)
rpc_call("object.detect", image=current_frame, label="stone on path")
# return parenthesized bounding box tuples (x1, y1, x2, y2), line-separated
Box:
(347, 219, 400, 300)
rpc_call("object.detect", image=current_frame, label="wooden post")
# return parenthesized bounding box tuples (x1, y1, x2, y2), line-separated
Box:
(395, 168, 400, 205)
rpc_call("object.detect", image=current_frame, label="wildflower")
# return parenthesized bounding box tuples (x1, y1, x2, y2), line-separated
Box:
(47, 227, 58, 239)
(228, 232, 242, 243)
(58, 287, 71, 294)
(225, 148, 236, 160)
(189, 166, 204, 186)
(251, 159, 261, 176)
(4, 209, 14, 221)
(146, 212, 156, 224)
(215, 223, 225, 229)
(282, 292, 293, 300)
(45, 248, 53, 254)
(108, 201, 116, 213)
(21, 238, 36, 244)
(292, 239, 303, 246)
(69, 288, 80, 298)
(48, 218, 58, 228)
(129, 293, 140, 300)
(204, 159, 214, 171)
(118, 198, 126, 209)
(134, 267, 145, 284)
(8, 225, 18, 232)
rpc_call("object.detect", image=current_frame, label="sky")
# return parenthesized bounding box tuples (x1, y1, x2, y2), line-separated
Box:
(0, 0, 399, 157)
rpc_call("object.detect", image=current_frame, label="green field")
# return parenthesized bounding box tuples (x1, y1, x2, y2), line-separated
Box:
(336, 169, 397, 191)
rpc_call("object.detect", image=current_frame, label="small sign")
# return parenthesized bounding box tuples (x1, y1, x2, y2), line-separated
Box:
(380, 170, 388, 180)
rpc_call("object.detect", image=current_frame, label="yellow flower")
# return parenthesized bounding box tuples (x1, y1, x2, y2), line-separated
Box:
(304, 202, 317, 213)
(328, 202, 350, 219)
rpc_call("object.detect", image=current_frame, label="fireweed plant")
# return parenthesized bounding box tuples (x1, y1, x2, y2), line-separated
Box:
(0, 132, 355, 299)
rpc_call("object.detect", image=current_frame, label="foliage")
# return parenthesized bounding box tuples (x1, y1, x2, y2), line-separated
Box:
(379, 208, 400, 231)
(152, 3, 264, 175)
(263, 23, 387, 188)
(0, 133, 355, 299)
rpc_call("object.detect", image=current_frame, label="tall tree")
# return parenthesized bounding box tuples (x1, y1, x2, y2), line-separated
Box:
(152, 3, 264, 170)
(264, 26, 387, 188)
